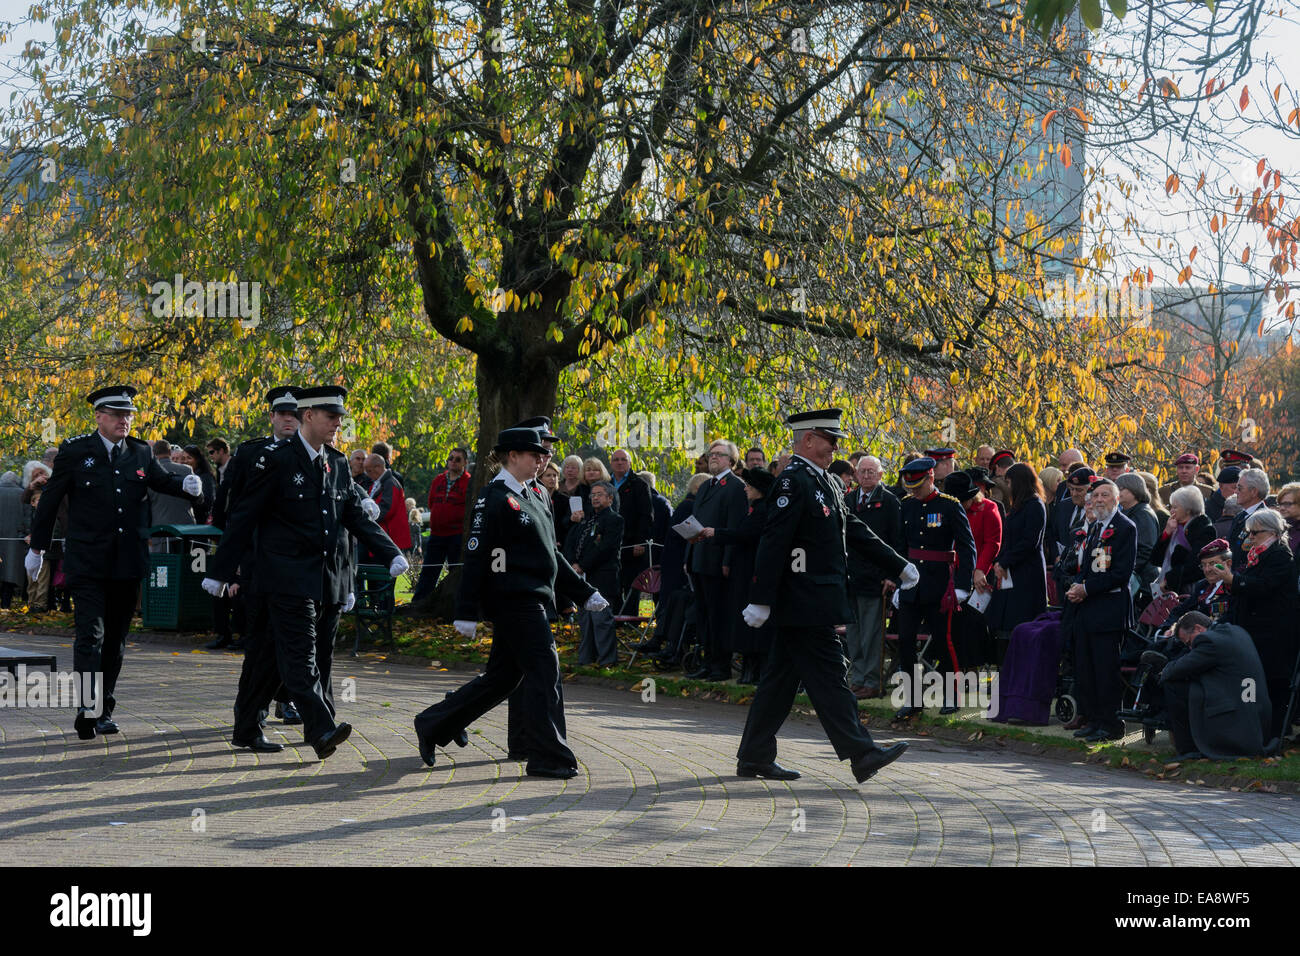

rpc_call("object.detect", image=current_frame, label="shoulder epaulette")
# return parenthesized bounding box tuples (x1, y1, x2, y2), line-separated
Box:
(61, 431, 93, 447)
(125, 435, 150, 448)
(937, 492, 961, 503)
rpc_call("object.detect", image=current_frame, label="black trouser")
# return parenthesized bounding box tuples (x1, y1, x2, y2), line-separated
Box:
(1162, 678, 1198, 754)
(619, 548, 649, 614)
(265, 594, 343, 743)
(213, 588, 246, 641)
(415, 602, 575, 773)
(895, 600, 958, 707)
(69, 576, 139, 718)
(1075, 627, 1123, 734)
(693, 571, 733, 675)
(231, 593, 292, 739)
(737, 624, 879, 764)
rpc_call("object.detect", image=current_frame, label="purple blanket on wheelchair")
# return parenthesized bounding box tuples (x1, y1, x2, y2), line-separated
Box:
(991, 610, 1063, 725)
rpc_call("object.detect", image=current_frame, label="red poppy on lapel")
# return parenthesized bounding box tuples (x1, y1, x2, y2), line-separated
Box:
(135, 469, 145, 477)
(1101, 527, 1114, 540)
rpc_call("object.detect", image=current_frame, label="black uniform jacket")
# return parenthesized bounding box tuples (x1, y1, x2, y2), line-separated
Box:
(30, 432, 196, 581)
(749, 457, 906, 627)
(457, 471, 596, 622)
(210, 434, 399, 604)
(897, 490, 976, 606)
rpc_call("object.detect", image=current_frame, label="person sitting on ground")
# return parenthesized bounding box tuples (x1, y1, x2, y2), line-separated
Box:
(1156, 611, 1273, 759)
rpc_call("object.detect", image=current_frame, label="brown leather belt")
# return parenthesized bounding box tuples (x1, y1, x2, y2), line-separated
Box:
(908, 548, 956, 563)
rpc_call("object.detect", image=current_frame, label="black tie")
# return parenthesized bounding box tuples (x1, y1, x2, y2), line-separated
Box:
(1070, 506, 1083, 530)
(110, 444, 120, 465)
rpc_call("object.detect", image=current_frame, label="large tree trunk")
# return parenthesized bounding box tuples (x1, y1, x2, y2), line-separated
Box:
(417, 344, 564, 620)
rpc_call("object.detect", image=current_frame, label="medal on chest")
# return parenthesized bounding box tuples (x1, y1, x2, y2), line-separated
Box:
(926, 512, 943, 528)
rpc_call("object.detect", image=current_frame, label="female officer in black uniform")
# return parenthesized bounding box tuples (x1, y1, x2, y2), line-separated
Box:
(412, 427, 607, 779)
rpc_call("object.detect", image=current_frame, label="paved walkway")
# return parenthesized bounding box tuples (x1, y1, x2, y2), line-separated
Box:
(2, 634, 1299, 866)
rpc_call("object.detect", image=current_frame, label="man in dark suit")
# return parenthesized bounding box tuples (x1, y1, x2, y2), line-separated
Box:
(609, 447, 652, 613)
(688, 439, 748, 681)
(208, 386, 303, 733)
(1051, 466, 1095, 596)
(1159, 612, 1272, 759)
(844, 454, 903, 698)
(736, 408, 919, 784)
(1228, 467, 1269, 570)
(147, 441, 195, 529)
(204, 385, 406, 760)
(27, 385, 203, 739)
(1062, 478, 1137, 742)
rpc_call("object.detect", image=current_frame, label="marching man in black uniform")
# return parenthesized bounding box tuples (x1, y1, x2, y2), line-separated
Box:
(736, 408, 920, 784)
(893, 456, 977, 719)
(27, 385, 204, 739)
(413, 427, 609, 779)
(203, 385, 405, 760)
(209, 385, 309, 750)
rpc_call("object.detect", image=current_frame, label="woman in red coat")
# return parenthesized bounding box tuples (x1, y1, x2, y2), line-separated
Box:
(944, 470, 1002, 668)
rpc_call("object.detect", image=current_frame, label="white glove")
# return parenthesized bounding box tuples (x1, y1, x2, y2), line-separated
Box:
(389, 554, 409, 577)
(360, 498, 380, 520)
(584, 592, 610, 612)
(343, 592, 356, 612)
(453, 620, 477, 638)
(200, 577, 226, 597)
(24, 549, 43, 579)
(954, 588, 971, 602)
(182, 473, 202, 496)
(742, 603, 771, 628)
(890, 588, 901, 609)
(898, 562, 920, 590)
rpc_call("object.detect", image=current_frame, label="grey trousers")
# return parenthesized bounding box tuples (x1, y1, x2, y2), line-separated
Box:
(578, 606, 618, 666)
(844, 590, 884, 688)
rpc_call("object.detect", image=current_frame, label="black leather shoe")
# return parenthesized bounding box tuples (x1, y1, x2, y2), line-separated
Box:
(632, 638, 663, 652)
(95, 717, 119, 735)
(228, 639, 246, 651)
(73, 711, 97, 740)
(205, 634, 233, 650)
(851, 742, 909, 783)
(276, 702, 303, 725)
(311, 722, 352, 760)
(1084, 726, 1124, 743)
(893, 706, 921, 720)
(232, 735, 284, 753)
(938, 705, 958, 715)
(1072, 724, 1099, 738)
(526, 765, 579, 779)
(736, 760, 801, 780)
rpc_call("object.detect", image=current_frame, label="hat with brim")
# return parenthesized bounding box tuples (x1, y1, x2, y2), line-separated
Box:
(513, 416, 559, 442)
(944, 471, 979, 501)
(965, 465, 996, 489)
(741, 467, 775, 496)
(87, 385, 137, 412)
(266, 385, 301, 413)
(494, 427, 548, 455)
(787, 408, 847, 439)
(925, 448, 956, 461)
(900, 456, 936, 488)
(296, 385, 348, 415)
(1105, 452, 1131, 466)
(1220, 448, 1252, 465)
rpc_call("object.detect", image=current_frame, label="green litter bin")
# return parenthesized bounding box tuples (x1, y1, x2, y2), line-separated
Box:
(142, 524, 224, 630)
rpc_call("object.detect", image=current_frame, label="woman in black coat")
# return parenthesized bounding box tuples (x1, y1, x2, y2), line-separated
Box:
(1210, 508, 1300, 742)
(987, 463, 1047, 663)
(183, 445, 216, 524)
(1150, 485, 1216, 596)
(696, 468, 774, 684)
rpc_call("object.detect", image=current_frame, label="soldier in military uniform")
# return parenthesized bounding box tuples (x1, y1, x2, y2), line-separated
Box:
(209, 386, 309, 750)
(412, 427, 608, 779)
(27, 386, 204, 739)
(736, 409, 920, 784)
(203, 386, 406, 760)
(1102, 451, 1132, 481)
(926, 447, 957, 484)
(1159, 452, 1214, 509)
(892, 457, 977, 719)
